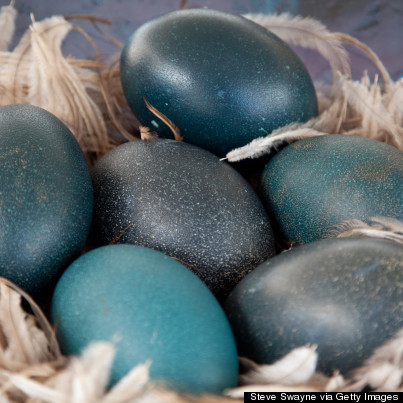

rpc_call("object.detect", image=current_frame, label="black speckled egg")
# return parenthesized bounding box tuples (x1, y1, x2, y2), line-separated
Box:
(90, 138, 275, 299)
(224, 237, 403, 375)
(259, 134, 403, 245)
(0, 104, 93, 296)
(120, 9, 318, 157)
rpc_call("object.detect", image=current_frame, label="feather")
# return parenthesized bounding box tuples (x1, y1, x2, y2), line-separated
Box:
(243, 13, 351, 85)
(340, 74, 403, 149)
(239, 345, 318, 386)
(384, 78, 403, 126)
(366, 363, 402, 391)
(224, 125, 327, 162)
(140, 125, 158, 140)
(329, 217, 403, 245)
(0, 283, 43, 369)
(0, 0, 17, 51)
(325, 374, 345, 392)
(0, 370, 66, 402)
(334, 32, 391, 85)
(28, 16, 110, 158)
(101, 362, 150, 403)
(143, 96, 183, 141)
(340, 328, 403, 392)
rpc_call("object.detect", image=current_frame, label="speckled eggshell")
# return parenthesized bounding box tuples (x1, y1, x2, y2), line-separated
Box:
(90, 138, 275, 299)
(0, 104, 93, 296)
(259, 134, 403, 245)
(224, 237, 403, 375)
(51, 244, 239, 394)
(120, 8, 318, 157)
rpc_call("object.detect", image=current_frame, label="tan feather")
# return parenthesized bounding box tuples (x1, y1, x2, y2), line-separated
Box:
(329, 217, 403, 245)
(143, 96, 183, 141)
(340, 74, 403, 149)
(244, 13, 351, 85)
(0, 0, 17, 51)
(28, 16, 110, 158)
(384, 78, 403, 126)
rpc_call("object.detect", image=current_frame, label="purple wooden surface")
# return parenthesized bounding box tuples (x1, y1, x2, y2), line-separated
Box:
(2, 0, 403, 81)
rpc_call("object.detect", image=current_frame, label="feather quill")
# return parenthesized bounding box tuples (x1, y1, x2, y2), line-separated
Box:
(0, 0, 17, 51)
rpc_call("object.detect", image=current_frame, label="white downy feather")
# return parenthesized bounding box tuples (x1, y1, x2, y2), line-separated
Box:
(101, 362, 151, 403)
(239, 345, 318, 386)
(224, 126, 327, 162)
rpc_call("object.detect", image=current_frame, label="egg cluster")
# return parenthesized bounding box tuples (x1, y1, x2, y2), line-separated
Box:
(0, 8, 402, 396)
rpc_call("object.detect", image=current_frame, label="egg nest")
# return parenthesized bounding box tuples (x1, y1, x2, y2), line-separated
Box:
(0, 2, 402, 402)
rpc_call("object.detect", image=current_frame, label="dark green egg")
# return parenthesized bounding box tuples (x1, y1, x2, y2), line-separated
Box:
(224, 237, 403, 375)
(51, 244, 239, 394)
(120, 9, 318, 157)
(259, 134, 403, 245)
(90, 138, 275, 299)
(0, 104, 93, 296)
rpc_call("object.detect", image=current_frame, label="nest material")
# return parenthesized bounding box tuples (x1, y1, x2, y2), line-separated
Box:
(0, 2, 402, 401)
(0, 277, 402, 403)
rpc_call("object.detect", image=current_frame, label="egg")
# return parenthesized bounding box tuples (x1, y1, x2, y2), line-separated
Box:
(259, 134, 403, 245)
(51, 244, 239, 394)
(90, 138, 274, 300)
(0, 104, 93, 296)
(120, 9, 318, 157)
(224, 237, 403, 375)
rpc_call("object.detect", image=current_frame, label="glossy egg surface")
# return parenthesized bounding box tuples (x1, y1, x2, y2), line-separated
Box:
(90, 138, 275, 299)
(51, 244, 239, 394)
(259, 134, 403, 245)
(0, 104, 93, 295)
(225, 237, 403, 375)
(120, 9, 318, 157)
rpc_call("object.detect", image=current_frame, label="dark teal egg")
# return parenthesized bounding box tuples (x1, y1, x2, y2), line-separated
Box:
(90, 138, 275, 300)
(51, 244, 239, 394)
(120, 9, 318, 157)
(224, 237, 403, 375)
(0, 104, 93, 296)
(259, 134, 403, 245)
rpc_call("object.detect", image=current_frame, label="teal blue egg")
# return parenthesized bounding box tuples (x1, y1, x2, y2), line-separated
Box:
(225, 237, 403, 375)
(120, 9, 318, 157)
(0, 104, 93, 296)
(50, 244, 239, 394)
(259, 134, 403, 245)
